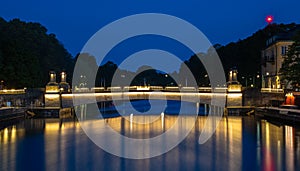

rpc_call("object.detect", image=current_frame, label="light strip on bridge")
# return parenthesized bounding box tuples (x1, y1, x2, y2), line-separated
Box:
(62, 92, 229, 97)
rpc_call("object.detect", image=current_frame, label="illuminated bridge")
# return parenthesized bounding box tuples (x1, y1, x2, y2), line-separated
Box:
(45, 86, 243, 108)
(44, 70, 243, 108)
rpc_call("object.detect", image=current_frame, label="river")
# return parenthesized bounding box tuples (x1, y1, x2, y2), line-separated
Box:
(1, 100, 300, 171)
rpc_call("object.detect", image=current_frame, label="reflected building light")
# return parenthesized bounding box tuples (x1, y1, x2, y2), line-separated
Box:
(224, 117, 242, 169)
(277, 140, 282, 170)
(3, 128, 8, 143)
(61, 124, 65, 133)
(256, 122, 261, 165)
(0, 126, 18, 144)
(285, 126, 294, 149)
(223, 119, 228, 141)
(161, 112, 164, 130)
(11, 126, 16, 141)
(266, 122, 270, 147)
(257, 122, 261, 146)
(45, 122, 60, 132)
(263, 121, 274, 171)
(130, 113, 133, 132)
(76, 122, 81, 133)
(285, 125, 294, 171)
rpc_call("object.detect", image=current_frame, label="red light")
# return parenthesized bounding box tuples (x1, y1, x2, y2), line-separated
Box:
(266, 16, 273, 24)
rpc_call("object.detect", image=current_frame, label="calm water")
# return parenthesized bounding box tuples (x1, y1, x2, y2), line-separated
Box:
(1, 101, 300, 171)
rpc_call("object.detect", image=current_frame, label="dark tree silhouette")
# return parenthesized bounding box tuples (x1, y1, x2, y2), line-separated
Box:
(0, 18, 74, 88)
(280, 30, 300, 89)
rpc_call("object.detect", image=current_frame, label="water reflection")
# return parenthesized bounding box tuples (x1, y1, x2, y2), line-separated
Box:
(0, 115, 300, 170)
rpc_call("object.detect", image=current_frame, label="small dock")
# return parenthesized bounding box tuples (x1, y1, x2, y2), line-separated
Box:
(0, 107, 25, 121)
(255, 107, 300, 123)
(0, 107, 26, 129)
(226, 106, 255, 116)
(26, 107, 74, 119)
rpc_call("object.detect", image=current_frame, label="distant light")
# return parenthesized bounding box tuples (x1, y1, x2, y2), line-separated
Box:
(266, 16, 273, 24)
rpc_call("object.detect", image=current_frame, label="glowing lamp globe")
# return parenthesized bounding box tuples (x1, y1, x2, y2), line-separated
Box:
(266, 16, 273, 24)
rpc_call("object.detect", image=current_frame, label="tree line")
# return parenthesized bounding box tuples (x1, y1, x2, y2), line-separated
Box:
(0, 17, 74, 88)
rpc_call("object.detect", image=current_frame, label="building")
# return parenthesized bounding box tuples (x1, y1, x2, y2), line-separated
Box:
(261, 26, 300, 89)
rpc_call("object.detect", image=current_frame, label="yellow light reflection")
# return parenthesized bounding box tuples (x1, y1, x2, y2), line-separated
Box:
(0, 126, 18, 144)
(3, 128, 8, 143)
(130, 113, 133, 132)
(266, 122, 269, 147)
(285, 125, 294, 171)
(285, 125, 294, 149)
(161, 112, 164, 130)
(11, 126, 16, 141)
(45, 122, 60, 132)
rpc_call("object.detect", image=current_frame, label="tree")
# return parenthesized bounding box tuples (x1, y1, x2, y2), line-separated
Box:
(280, 31, 300, 89)
(0, 18, 74, 88)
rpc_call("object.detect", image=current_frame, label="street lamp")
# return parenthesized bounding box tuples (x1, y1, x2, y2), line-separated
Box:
(59, 87, 64, 108)
(241, 76, 247, 87)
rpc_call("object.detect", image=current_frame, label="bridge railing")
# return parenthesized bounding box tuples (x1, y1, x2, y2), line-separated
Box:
(0, 89, 26, 94)
(261, 88, 284, 93)
(72, 86, 231, 93)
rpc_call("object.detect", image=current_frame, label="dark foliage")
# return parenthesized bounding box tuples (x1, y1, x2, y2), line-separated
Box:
(0, 18, 74, 88)
(280, 30, 300, 88)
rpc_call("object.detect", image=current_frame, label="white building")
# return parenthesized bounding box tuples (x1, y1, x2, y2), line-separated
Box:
(261, 25, 300, 90)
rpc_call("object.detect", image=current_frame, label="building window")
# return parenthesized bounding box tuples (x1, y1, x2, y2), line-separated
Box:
(281, 46, 287, 55)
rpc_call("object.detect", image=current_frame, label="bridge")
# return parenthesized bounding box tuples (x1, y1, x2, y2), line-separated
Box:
(45, 86, 243, 108)
(43, 70, 245, 115)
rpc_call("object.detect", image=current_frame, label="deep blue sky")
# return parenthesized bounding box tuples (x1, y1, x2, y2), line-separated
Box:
(1, 0, 300, 59)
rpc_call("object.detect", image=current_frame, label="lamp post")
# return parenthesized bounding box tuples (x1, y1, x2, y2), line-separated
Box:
(249, 77, 253, 87)
(59, 87, 63, 108)
(242, 76, 247, 87)
(256, 74, 260, 88)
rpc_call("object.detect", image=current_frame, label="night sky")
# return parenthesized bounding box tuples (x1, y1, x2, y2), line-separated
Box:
(1, 0, 300, 59)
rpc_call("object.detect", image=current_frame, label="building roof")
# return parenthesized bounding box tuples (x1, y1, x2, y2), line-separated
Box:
(266, 24, 300, 47)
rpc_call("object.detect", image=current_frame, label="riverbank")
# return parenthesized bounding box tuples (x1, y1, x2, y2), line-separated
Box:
(255, 106, 300, 124)
(0, 107, 26, 129)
